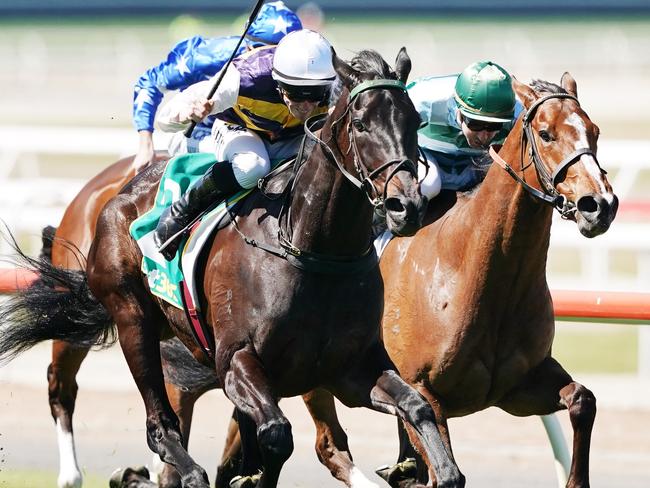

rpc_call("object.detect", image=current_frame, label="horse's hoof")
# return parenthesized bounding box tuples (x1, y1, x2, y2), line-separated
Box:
(229, 472, 262, 488)
(109, 466, 156, 488)
(375, 458, 417, 486)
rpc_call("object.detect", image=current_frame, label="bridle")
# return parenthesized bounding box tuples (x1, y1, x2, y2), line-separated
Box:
(234, 78, 423, 274)
(490, 93, 602, 218)
(304, 79, 421, 208)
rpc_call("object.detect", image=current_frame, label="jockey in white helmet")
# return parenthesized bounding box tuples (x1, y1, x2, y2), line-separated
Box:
(154, 29, 337, 259)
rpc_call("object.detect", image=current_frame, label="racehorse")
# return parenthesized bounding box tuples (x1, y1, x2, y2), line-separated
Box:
(0, 49, 471, 488)
(298, 73, 618, 487)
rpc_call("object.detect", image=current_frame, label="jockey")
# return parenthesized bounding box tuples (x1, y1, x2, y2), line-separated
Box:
(408, 61, 523, 200)
(153, 29, 336, 260)
(132, 1, 302, 172)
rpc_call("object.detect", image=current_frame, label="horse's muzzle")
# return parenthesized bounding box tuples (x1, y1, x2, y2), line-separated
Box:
(576, 193, 619, 238)
(384, 193, 427, 237)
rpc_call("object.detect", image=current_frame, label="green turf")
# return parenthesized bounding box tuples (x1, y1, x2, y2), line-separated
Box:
(552, 323, 639, 374)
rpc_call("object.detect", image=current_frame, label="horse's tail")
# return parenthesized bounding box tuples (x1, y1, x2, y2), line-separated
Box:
(0, 232, 115, 364)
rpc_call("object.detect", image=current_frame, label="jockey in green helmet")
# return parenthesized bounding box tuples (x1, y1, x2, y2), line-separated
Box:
(408, 61, 523, 201)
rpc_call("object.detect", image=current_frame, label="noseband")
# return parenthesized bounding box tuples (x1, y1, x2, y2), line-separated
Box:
(490, 93, 602, 218)
(304, 79, 419, 208)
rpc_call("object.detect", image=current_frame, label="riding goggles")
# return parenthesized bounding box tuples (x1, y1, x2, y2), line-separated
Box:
(462, 115, 504, 132)
(277, 81, 330, 103)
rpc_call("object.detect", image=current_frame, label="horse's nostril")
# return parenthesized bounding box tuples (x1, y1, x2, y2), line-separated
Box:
(384, 197, 405, 213)
(577, 196, 598, 214)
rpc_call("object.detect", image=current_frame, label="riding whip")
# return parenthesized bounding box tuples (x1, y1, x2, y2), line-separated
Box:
(184, 0, 266, 138)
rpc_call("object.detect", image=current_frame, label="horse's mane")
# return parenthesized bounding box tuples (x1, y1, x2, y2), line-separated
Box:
(530, 79, 567, 95)
(329, 50, 396, 105)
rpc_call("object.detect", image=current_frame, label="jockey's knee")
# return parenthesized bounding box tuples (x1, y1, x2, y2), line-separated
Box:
(231, 152, 271, 189)
(418, 154, 442, 200)
(419, 168, 442, 200)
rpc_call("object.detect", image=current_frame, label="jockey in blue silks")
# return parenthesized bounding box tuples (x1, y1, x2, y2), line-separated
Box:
(132, 1, 302, 172)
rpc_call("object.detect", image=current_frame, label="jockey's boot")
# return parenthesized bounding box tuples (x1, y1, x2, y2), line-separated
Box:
(154, 161, 243, 261)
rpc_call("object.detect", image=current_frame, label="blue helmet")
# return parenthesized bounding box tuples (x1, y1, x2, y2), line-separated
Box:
(246, 1, 302, 45)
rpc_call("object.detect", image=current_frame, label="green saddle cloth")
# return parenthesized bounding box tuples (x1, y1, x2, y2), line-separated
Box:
(129, 153, 249, 308)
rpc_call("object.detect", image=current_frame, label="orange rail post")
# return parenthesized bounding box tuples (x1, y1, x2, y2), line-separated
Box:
(0, 268, 38, 294)
(551, 289, 650, 324)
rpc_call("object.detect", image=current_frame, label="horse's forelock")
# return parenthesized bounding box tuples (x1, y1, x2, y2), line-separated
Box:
(327, 50, 397, 107)
(530, 79, 567, 96)
(350, 50, 396, 80)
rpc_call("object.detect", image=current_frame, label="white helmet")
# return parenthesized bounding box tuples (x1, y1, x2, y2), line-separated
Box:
(272, 29, 336, 100)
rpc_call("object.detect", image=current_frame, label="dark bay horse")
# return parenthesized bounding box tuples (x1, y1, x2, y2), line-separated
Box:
(0, 49, 471, 488)
(299, 74, 618, 488)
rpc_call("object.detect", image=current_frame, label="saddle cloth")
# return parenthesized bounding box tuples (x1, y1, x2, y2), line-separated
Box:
(129, 153, 251, 310)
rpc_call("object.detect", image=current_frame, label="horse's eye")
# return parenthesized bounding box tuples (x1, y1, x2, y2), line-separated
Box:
(352, 119, 365, 132)
(539, 130, 553, 143)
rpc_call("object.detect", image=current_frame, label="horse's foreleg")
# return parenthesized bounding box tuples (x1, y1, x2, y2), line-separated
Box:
(154, 383, 205, 488)
(48, 341, 90, 488)
(334, 346, 464, 488)
(303, 388, 379, 488)
(371, 371, 463, 488)
(223, 347, 293, 488)
(498, 356, 595, 488)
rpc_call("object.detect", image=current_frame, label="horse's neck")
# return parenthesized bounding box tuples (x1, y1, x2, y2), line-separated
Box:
(474, 119, 553, 273)
(289, 125, 374, 256)
(439, 122, 554, 287)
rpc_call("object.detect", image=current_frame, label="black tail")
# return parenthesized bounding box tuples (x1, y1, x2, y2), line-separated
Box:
(0, 232, 115, 364)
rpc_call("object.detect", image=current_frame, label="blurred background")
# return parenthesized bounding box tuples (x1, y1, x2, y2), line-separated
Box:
(0, 1, 648, 487)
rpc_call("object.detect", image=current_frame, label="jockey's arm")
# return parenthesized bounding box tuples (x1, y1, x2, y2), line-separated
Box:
(157, 66, 241, 133)
(133, 36, 239, 171)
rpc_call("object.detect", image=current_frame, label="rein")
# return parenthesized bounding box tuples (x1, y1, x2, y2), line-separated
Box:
(490, 93, 601, 218)
(231, 78, 417, 274)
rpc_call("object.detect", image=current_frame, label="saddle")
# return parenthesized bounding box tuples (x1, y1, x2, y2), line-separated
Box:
(130, 152, 295, 357)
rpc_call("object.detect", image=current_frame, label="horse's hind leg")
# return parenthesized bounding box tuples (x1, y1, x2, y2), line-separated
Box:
(113, 306, 209, 488)
(88, 196, 209, 487)
(302, 388, 379, 488)
(497, 356, 595, 488)
(48, 340, 90, 488)
(222, 347, 293, 488)
(333, 344, 464, 488)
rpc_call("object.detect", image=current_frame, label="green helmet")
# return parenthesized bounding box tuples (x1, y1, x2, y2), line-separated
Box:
(454, 61, 515, 123)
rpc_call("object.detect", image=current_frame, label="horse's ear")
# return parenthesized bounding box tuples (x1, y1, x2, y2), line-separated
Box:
(561, 72, 578, 98)
(331, 47, 361, 89)
(512, 76, 537, 109)
(394, 47, 411, 84)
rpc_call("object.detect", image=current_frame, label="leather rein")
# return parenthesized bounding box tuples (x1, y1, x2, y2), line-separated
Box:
(489, 93, 602, 218)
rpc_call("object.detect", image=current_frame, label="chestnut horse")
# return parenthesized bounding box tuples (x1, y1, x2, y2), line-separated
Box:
(297, 74, 618, 488)
(0, 49, 471, 488)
